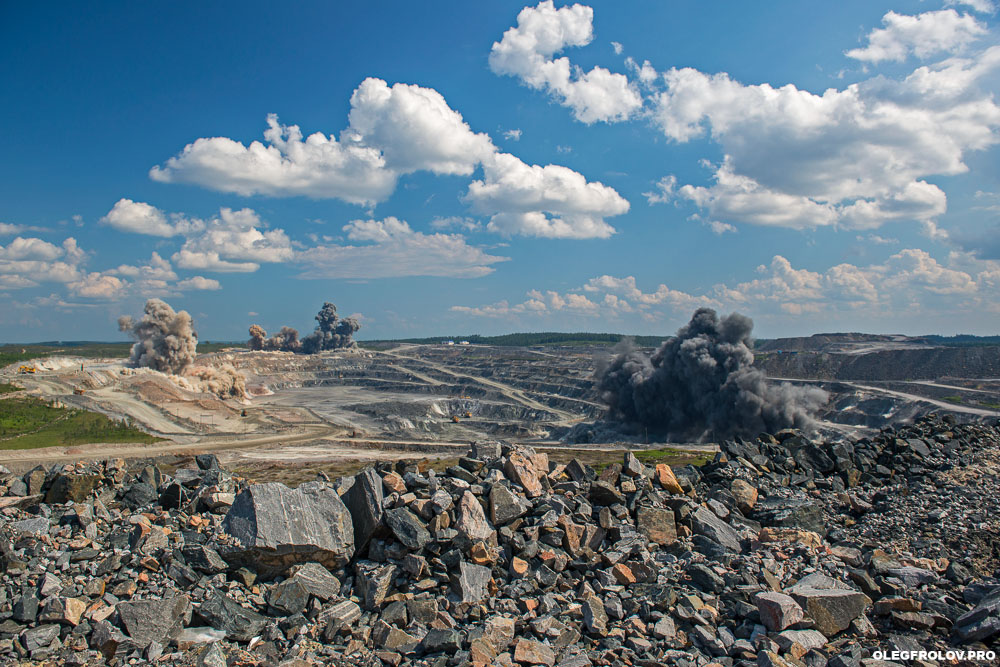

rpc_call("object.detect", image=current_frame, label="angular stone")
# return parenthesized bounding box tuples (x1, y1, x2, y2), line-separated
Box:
(490, 483, 527, 526)
(655, 464, 684, 494)
(582, 596, 607, 636)
(484, 615, 516, 650)
(775, 629, 827, 651)
(222, 481, 354, 573)
(691, 506, 741, 552)
(755, 592, 804, 631)
(321, 600, 362, 635)
(117, 596, 192, 647)
(356, 560, 396, 610)
(730, 479, 758, 513)
(622, 452, 644, 477)
(506, 452, 542, 498)
(422, 628, 462, 653)
(196, 591, 268, 642)
(22, 624, 60, 652)
(287, 562, 341, 601)
(790, 588, 871, 636)
(589, 481, 624, 506)
(452, 561, 491, 604)
(514, 637, 555, 666)
(755, 498, 826, 536)
(456, 490, 493, 541)
(758, 527, 824, 548)
(182, 545, 229, 574)
(636, 506, 676, 546)
(344, 468, 384, 553)
(45, 474, 100, 503)
(384, 508, 431, 550)
(268, 578, 310, 616)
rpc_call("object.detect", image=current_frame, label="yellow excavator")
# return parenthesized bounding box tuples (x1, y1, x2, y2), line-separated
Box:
(18, 366, 36, 374)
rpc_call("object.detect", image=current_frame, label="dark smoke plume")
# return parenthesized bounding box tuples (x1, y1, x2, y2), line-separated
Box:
(301, 302, 360, 353)
(118, 298, 198, 375)
(248, 324, 302, 353)
(597, 308, 828, 441)
(248, 302, 360, 355)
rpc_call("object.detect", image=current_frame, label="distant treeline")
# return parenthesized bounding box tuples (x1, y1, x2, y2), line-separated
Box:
(920, 335, 1000, 347)
(363, 332, 669, 347)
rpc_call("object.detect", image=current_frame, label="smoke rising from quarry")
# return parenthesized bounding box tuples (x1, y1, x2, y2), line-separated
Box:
(118, 298, 198, 375)
(118, 298, 247, 399)
(248, 302, 360, 354)
(597, 308, 829, 441)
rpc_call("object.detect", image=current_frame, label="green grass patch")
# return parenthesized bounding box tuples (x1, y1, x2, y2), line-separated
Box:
(0, 394, 160, 450)
(0, 383, 22, 395)
(980, 402, 1000, 410)
(942, 395, 963, 404)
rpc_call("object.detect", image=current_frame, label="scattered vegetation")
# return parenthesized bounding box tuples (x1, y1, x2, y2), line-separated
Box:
(0, 394, 160, 450)
(942, 395, 964, 404)
(0, 383, 22, 395)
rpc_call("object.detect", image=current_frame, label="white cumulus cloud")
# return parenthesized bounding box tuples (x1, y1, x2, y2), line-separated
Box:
(654, 44, 1000, 230)
(846, 10, 987, 63)
(466, 152, 629, 239)
(489, 1, 642, 123)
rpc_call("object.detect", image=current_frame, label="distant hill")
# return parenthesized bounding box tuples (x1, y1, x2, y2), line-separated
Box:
(362, 332, 669, 348)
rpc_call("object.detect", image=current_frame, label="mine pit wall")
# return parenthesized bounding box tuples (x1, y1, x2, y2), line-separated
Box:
(756, 346, 1000, 381)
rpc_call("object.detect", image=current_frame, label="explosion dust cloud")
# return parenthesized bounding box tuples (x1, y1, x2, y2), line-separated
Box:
(118, 298, 198, 375)
(597, 307, 829, 441)
(249, 302, 360, 354)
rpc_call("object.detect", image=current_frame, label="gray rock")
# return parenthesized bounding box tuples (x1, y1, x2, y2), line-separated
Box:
(490, 483, 527, 525)
(455, 490, 493, 541)
(287, 562, 341, 601)
(452, 561, 491, 604)
(385, 507, 432, 550)
(22, 624, 60, 652)
(691, 506, 741, 552)
(343, 468, 384, 553)
(267, 578, 310, 616)
(582, 596, 608, 636)
(182, 545, 229, 574)
(197, 591, 268, 642)
(589, 481, 624, 506)
(356, 560, 396, 610)
(117, 595, 192, 647)
(422, 628, 462, 652)
(636, 506, 676, 546)
(222, 481, 355, 573)
(790, 588, 871, 636)
(755, 592, 804, 631)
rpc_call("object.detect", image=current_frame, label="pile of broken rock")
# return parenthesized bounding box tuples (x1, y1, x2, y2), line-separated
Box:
(0, 413, 997, 666)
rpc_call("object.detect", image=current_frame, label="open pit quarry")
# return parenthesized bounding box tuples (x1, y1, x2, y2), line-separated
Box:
(0, 336, 999, 666)
(1, 336, 1000, 473)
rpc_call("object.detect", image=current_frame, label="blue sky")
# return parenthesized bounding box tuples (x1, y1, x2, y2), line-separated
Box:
(1, 0, 998, 341)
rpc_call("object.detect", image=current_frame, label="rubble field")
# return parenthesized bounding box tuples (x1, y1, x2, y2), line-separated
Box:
(0, 413, 996, 666)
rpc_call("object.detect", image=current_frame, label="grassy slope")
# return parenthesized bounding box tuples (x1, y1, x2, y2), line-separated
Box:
(0, 392, 160, 450)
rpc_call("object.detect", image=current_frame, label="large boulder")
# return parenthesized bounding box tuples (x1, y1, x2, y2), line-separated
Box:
(222, 482, 354, 574)
(343, 468, 384, 554)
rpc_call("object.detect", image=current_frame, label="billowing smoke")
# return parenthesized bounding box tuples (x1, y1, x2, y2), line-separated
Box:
(118, 298, 198, 375)
(250, 302, 360, 355)
(248, 324, 266, 351)
(597, 308, 828, 441)
(119, 298, 248, 400)
(248, 325, 302, 353)
(185, 364, 248, 400)
(302, 302, 360, 353)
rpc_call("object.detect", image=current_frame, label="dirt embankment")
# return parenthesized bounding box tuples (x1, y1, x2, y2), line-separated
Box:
(757, 346, 1000, 381)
